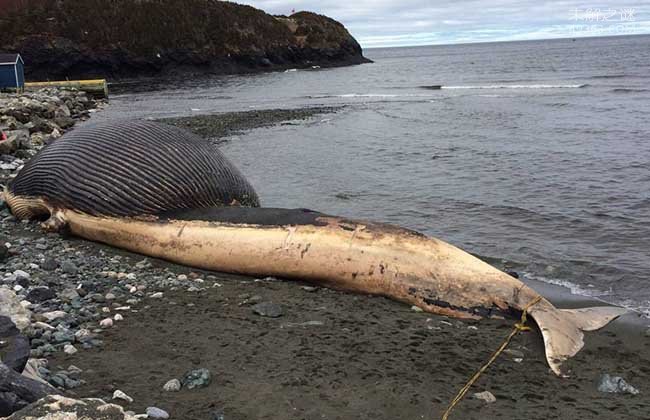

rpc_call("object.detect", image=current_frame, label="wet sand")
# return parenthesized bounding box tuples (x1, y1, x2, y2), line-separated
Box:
(47, 253, 650, 420)
(23, 110, 650, 419)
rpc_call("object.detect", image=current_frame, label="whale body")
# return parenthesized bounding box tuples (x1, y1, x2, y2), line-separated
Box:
(3, 120, 627, 376)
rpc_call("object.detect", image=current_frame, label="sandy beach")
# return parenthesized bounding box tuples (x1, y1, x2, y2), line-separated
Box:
(1, 110, 645, 419)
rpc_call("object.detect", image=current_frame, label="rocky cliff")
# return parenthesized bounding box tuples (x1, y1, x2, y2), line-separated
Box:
(0, 0, 371, 80)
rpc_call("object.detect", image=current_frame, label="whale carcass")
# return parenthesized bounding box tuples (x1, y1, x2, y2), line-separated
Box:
(3, 120, 626, 376)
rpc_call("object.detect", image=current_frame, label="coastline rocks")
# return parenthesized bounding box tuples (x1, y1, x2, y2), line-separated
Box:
(0, 89, 106, 168)
(4, 394, 138, 419)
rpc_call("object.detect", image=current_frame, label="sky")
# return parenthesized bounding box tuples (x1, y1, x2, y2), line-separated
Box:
(234, 1, 650, 48)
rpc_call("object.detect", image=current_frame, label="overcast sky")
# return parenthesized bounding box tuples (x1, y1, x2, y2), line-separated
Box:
(234, 1, 650, 48)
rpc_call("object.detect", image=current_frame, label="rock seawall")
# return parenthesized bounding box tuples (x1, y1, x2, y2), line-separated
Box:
(0, 1, 371, 80)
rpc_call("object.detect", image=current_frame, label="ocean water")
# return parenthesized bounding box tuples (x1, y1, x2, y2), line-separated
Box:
(100, 35, 650, 316)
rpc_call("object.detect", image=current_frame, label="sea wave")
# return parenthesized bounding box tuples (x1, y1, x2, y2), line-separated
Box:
(307, 93, 433, 99)
(524, 272, 610, 299)
(442, 84, 588, 89)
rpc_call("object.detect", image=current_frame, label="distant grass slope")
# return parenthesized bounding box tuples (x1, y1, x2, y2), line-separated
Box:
(0, 0, 370, 79)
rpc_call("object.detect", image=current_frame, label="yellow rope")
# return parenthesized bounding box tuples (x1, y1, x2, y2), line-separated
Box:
(440, 296, 542, 420)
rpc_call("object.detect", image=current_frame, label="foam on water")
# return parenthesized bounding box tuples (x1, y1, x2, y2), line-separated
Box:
(442, 84, 587, 89)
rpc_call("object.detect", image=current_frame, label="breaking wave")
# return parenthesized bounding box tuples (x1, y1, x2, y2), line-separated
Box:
(441, 84, 588, 89)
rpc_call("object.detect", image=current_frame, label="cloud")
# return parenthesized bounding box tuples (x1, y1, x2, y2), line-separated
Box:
(232, 1, 650, 47)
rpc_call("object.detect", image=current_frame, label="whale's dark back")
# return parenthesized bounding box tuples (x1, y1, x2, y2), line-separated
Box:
(8, 120, 260, 216)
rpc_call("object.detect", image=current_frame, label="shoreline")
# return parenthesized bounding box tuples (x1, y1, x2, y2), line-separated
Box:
(1, 108, 648, 419)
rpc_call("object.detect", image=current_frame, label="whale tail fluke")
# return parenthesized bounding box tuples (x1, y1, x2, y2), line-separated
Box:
(529, 304, 627, 376)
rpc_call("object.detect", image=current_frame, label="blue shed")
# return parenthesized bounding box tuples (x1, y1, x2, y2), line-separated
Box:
(0, 53, 25, 92)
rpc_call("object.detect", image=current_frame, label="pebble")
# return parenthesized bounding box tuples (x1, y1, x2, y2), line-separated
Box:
(63, 344, 78, 355)
(59, 288, 79, 301)
(410, 305, 423, 312)
(504, 349, 525, 359)
(210, 411, 226, 420)
(99, 318, 113, 328)
(598, 374, 639, 395)
(472, 390, 496, 403)
(41, 310, 67, 322)
(182, 368, 211, 389)
(146, 407, 170, 419)
(41, 258, 58, 271)
(301, 286, 318, 292)
(177, 274, 188, 281)
(252, 302, 283, 318)
(150, 292, 163, 299)
(114, 313, 124, 322)
(112, 389, 134, 403)
(13, 269, 30, 281)
(26, 286, 56, 302)
(61, 260, 78, 275)
(163, 378, 181, 392)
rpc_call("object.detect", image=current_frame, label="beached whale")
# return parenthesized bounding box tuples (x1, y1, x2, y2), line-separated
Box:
(3, 120, 626, 376)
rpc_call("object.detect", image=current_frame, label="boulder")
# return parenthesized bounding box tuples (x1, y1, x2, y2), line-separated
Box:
(0, 363, 61, 417)
(0, 316, 30, 373)
(0, 287, 31, 331)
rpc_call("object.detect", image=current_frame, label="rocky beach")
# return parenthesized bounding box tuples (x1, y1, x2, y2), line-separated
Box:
(0, 92, 649, 419)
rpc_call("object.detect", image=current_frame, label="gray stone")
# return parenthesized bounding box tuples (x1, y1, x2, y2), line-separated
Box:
(58, 288, 79, 302)
(112, 389, 133, 403)
(63, 344, 77, 355)
(40, 311, 66, 323)
(26, 287, 56, 303)
(182, 368, 211, 389)
(146, 406, 170, 419)
(40, 258, 58, 271)
(210, 410, 226, 420)
(598, 374, 640, 395)
(472, 390, 496, 403)
(252, 302, 283, 318)
(0, 287, 31, 331)
(13, 270, 29, 282)
(0, 315, 29, 372)
(60, 261, 78, 275)
(163, 378, 181, 392)
(52, 330, 75, 344)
